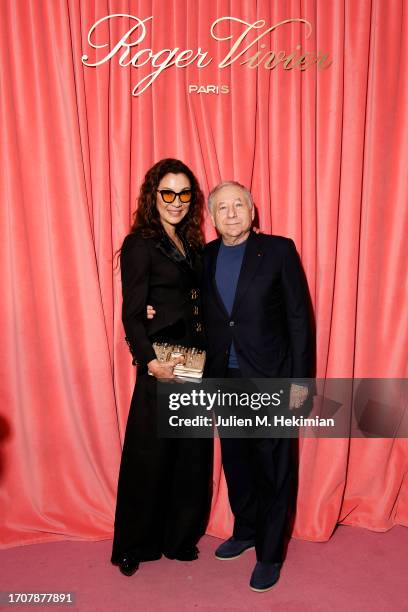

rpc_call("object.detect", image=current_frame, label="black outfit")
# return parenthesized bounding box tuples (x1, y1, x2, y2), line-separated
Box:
(111, 230, 212, 564)
(202, 231, 314, 563)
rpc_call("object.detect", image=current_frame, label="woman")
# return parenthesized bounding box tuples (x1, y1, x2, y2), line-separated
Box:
(111, 159, 213, 576)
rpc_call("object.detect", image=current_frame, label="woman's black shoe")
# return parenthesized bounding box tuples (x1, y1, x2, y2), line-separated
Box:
(114, 555, 139, 576)
(164, 546, 199, 561)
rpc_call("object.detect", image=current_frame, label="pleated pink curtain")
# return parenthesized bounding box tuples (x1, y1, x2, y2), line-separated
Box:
(0, 0, 407, 548)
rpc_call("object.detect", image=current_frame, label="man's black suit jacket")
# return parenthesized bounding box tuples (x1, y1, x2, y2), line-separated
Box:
(201, 231, 314, 378)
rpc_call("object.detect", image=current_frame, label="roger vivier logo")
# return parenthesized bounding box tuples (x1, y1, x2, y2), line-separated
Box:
(82, 15, 332, 97)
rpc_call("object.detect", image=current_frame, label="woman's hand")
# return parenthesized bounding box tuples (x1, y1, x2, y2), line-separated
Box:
(147, 356, 185, 379)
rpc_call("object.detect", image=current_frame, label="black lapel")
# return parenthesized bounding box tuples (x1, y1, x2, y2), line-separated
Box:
(155, 233, 194, 274)
(230, 231, 263, 316)
(208, 238, 230, 319)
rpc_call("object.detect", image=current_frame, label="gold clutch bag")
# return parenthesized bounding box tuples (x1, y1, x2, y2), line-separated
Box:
(150, 342, 206, 380)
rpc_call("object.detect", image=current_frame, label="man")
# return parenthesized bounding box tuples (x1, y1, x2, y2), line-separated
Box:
(201, 181, 314, 592)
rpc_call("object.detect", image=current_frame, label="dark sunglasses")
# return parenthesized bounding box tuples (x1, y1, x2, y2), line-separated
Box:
(158, 189, 192, 204)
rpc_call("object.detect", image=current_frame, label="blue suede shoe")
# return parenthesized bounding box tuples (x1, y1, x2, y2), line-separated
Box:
(249, 562, 281, 592)
(214, 537, 255, 560)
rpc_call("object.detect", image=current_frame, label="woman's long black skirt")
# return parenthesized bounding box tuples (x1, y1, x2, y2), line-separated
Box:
(111, 373, 213, 563)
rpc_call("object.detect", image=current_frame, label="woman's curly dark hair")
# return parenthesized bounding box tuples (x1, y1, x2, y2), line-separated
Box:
(130, 158, 205, 250)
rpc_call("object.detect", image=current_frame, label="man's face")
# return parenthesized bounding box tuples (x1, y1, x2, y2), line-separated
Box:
(210, 185, 254, 242)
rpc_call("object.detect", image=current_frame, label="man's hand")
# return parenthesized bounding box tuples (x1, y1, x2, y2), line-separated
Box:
(147, 356, 185, 379)
(146, 305, 156, 319)
(289, 384, 309, 410)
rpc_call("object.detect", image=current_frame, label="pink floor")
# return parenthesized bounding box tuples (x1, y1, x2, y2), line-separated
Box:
(1, 526, 407, 611)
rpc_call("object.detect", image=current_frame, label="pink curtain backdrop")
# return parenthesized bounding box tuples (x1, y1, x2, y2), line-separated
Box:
(1, 0, 407, 549)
